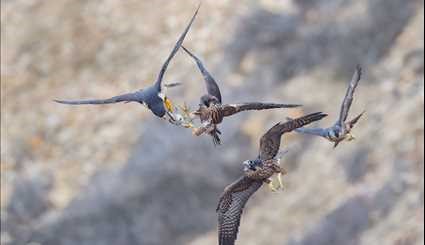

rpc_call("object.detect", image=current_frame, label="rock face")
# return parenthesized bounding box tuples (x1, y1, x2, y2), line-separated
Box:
(2, 0, 424, 245)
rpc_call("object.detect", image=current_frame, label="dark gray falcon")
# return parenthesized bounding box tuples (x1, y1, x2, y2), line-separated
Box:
(54, 5, 200, 121)
(181, 46, 302, 145)
(291, 65, 365, 148)
(216, 112, 328, 245)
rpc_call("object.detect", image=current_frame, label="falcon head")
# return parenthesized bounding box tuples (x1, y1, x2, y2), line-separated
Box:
(200, 94, 220, 107)
(327, 128, 342, 141)
(243, 159, 262, 172)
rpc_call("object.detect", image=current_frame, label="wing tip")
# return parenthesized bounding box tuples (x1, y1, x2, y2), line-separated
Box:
(355, 64, 362, 81)
(53, 99, 71, 104)
(283, 103, 303, 108)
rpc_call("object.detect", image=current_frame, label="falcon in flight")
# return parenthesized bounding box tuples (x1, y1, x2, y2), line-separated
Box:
(216, 112, 328, 245)
(54, 5, 200, 124)
(180, 46, 302, 145)
(291, 65, 365, 148)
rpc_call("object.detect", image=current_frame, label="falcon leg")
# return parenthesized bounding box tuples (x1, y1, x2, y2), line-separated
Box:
(265, 178, 279, 192)
(277, 173, 284, 190)
(192, 126, 207, 136)
(268, 181, 278, 192)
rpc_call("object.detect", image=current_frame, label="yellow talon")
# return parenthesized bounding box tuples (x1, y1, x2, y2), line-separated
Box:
(183, 123, 194, 129)
(277, 173, 284, 190)
(164, 98, 174, 113)
(268, 181, 278, 192)
(346, 133, 355, 141)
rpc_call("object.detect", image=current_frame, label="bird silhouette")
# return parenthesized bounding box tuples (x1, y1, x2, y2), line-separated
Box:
(290, 65, 365, 148)
(181, 46, 302, 145)
(54, 5, 201, 122)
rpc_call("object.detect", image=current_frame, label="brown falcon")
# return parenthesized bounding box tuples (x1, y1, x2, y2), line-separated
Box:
(216, 112, 328, 245)
(180, 46, 302, 145)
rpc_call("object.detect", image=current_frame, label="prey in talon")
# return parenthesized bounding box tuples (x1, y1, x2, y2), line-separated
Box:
(243, 111, 328, 192)
(243, 159, 287, 191)
(171, 102, 196, 128)
(290, 65, 365, 148)
(54, 5, 200, 124)
(181, 46, 302, 145)
(216, 112, 327, 245)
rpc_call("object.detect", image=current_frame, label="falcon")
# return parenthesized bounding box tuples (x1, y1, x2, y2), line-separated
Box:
(54, 5, 200, 123)
(290, 65, 365, 148)
(181, 46, 302, 145)
(216, 112, 328, 245)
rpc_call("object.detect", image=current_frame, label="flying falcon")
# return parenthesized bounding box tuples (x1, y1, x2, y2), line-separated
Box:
(54, 5, 200, 123)
(181, 46, 302, 145)
(291, 65, 365, 148)
(216, 112, 327, 245)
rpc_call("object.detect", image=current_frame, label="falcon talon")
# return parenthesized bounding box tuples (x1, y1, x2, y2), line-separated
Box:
(277, 173, 284, 190)
(267, 181, 279, 192)
(218, 112, 327, 244)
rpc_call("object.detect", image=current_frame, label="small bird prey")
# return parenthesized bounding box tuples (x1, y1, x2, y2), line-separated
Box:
(216, 112, 327, 245)
(181, 46, 302, 145)
(54, 5, 200, 123)
(292, 65, 365, 148)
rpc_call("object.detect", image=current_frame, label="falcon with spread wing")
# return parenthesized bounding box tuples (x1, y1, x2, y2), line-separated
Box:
(216, 112, 327, 245)
(54, 5, 200, 124)
(291, 65, 365, 148)
(180, 46, 302, 145)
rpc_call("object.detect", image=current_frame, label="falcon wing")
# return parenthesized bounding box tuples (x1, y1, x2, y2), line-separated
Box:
(347, 110, 365, 129)
(220, 102, 302, 118)
(337, 65, 362, 125)
(294, 127, 329, 138)
(182, 46, 222, 103)
(217, 176, 263, 245)
(259, 112, 327, 160)
(154, 4, 200, 91)
(54, 91, 143, 105)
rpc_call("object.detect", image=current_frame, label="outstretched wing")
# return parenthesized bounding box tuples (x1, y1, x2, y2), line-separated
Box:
(259, 112, 327, 160)
(294, 127, 329, 137)
(338, 65, 362, 125)
(220, 102, 302, 118)
(54, 91, 143, 105)
(182, 46, 222, 103)
(217, 176, 263, 245)
(154, 4, 200, 91)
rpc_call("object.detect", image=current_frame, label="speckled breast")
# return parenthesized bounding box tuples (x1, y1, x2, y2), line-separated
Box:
(209, 105, 224, 124)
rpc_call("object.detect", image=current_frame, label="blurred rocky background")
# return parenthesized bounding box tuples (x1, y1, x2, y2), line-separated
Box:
(1, 0, 424, 244)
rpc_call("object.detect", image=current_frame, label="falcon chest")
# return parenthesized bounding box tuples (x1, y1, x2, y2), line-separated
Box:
(199, 105, 224, 124)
